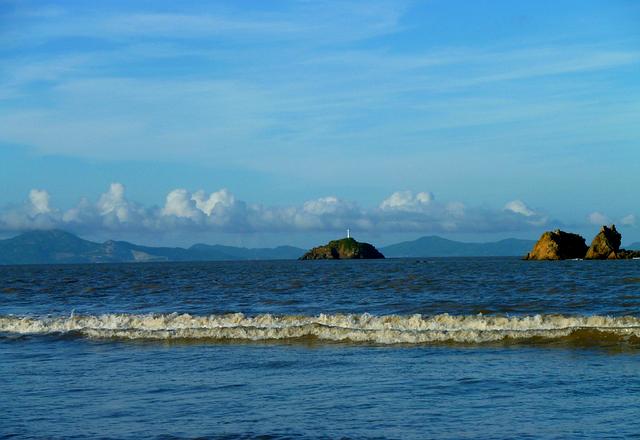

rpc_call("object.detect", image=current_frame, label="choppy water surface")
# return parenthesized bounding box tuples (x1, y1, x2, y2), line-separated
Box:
(2, 258, 640, 438)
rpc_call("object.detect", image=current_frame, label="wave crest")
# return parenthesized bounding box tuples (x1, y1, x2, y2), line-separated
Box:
(2, 313, 640, 345)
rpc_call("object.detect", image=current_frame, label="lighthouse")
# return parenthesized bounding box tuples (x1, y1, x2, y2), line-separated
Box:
(347, 228, 350, 239)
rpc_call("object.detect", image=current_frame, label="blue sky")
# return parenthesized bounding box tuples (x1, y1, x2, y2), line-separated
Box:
(1, 0, 639, 247)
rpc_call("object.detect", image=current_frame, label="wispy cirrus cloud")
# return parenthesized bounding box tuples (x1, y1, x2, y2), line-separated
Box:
(2, 44, 639, 170)
(1, 0, 408, 47)
(2, 0, 639, 172)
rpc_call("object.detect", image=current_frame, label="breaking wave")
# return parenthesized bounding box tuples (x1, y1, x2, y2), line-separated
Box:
(2, 312, 640, 345)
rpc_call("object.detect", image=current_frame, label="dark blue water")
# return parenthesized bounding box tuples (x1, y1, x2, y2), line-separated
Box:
(2, 258, 640, 439)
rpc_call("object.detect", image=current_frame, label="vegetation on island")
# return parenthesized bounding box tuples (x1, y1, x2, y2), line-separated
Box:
(299, 237, 384, 260)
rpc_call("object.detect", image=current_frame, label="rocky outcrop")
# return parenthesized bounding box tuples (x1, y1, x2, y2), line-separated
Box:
(300, 238, 385, 260)
(524, 230, 588, 260)
(585, 225, 622, 259)
(616, 249, 640, 259)
(525, 225, 640, 260)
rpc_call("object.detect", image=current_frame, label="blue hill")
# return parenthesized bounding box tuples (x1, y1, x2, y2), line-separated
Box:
(0, 230, 305, 265)
(381, 236, 536, 257)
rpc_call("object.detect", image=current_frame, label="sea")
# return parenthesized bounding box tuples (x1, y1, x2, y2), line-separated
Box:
(1, 258, 640, 439)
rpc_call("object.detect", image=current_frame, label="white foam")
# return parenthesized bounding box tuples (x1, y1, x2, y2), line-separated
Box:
(1, 313, 639, 344)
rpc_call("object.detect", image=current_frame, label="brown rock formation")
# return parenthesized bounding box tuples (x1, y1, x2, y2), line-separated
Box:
(585, 225, 622, 259)
(585, 224, 640, 259)
(524, 230, 588, 260)
(525, 225, 640, 260)
(300, 237, 385, 260)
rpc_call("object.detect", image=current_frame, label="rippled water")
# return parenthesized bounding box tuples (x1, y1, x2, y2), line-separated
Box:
(3, 258, 640, 317)
(2, 258, 640, 438)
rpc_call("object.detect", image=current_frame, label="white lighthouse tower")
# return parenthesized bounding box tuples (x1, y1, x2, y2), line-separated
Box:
(347, 228, 350, 239)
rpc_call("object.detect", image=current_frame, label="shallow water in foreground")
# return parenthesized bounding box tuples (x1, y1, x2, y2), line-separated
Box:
(2, 258, 640, 438)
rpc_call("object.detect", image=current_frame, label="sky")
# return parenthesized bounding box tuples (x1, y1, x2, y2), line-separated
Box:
(0, 0, 639, 247)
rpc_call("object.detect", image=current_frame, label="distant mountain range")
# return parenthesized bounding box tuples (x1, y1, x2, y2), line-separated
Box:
(629, 242, 640, 250)
(381, 236, 536, 258)
(5, 230, 635, 265)
(0, 230, 304, 265)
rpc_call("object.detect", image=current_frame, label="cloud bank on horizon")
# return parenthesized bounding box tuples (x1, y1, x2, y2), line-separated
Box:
(0, 183, 561, 236)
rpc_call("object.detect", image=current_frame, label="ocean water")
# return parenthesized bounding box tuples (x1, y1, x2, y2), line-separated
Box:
(2, 258, 640, 439)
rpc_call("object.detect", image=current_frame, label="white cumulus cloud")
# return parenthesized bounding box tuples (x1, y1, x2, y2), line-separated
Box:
(380, 191, 434, 212)
(303, 196, 357, 215)
(504, 200, 535, 217)
(98, 183, 131, 223)
(162, 189, 201, 220)
(621, 214, 636, 227)
(588, 211, 611, 226)
(192, 189, 235, 216)
(28, 189, 51, 214)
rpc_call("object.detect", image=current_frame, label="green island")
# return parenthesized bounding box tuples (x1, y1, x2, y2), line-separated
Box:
(299, 237, 385, 260)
